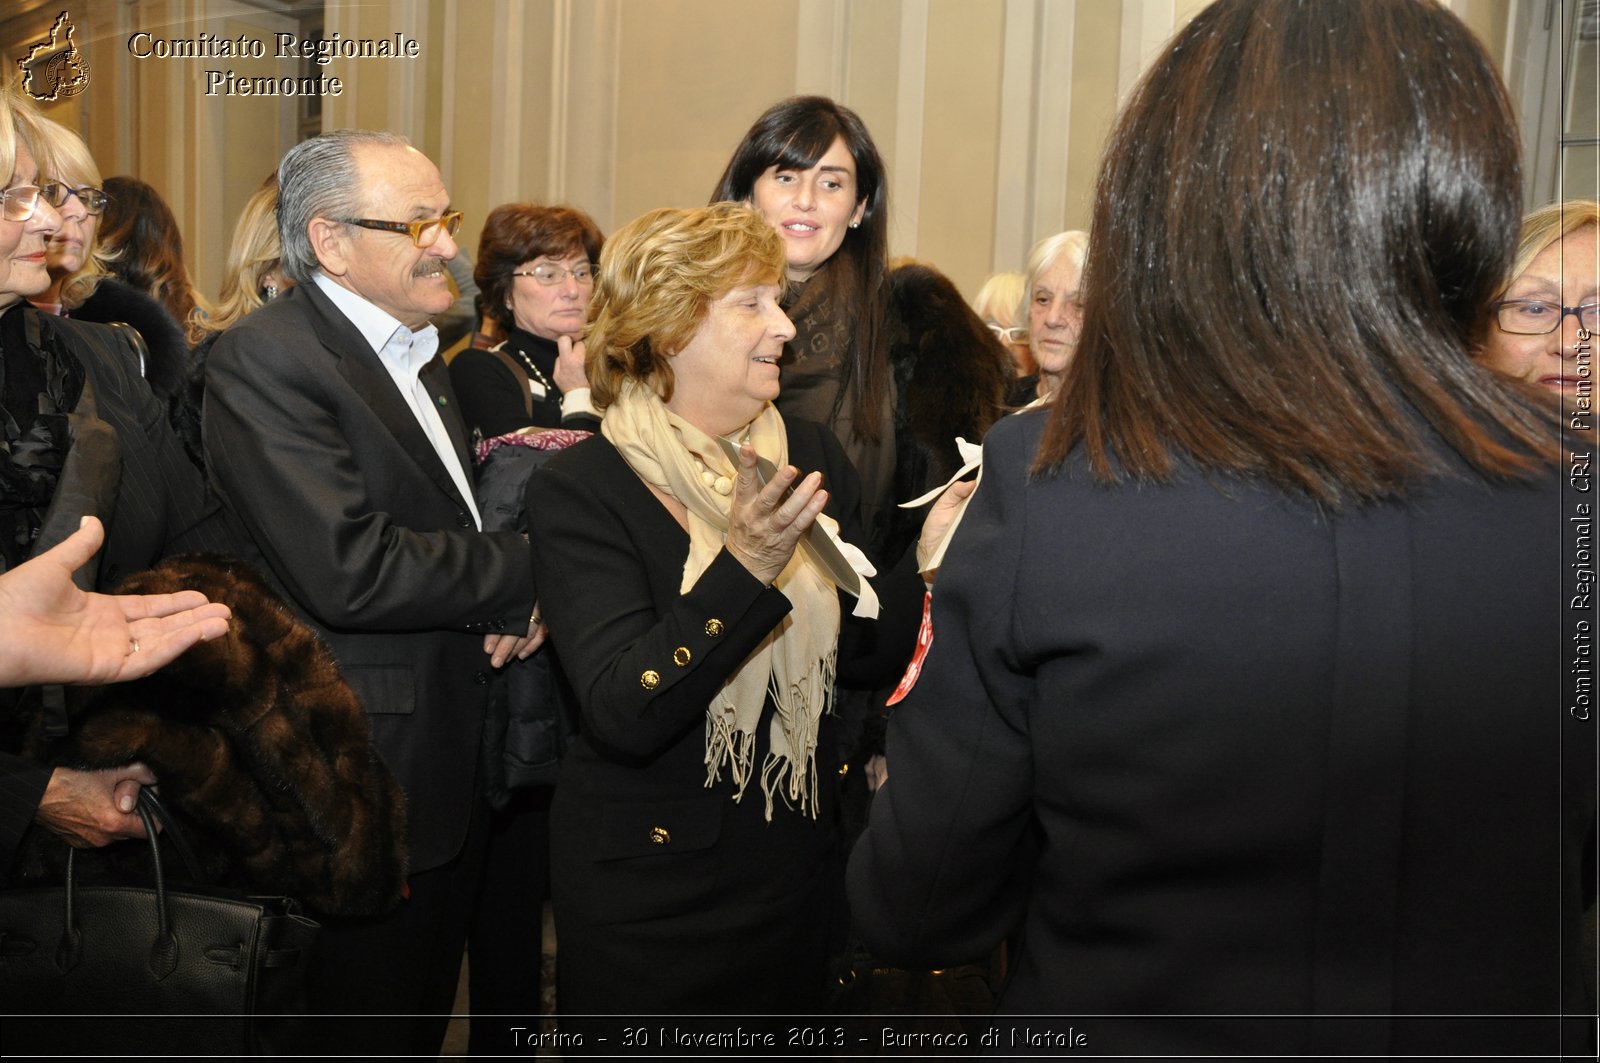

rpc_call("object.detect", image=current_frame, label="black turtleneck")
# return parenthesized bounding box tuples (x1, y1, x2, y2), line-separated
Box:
(447, 326, 566, 441)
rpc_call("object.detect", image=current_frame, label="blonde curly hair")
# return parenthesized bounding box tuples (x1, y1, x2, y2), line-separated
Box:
(586, 202, 786, 412)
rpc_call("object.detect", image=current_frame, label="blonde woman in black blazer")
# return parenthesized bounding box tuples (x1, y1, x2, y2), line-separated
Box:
(528, 204, 959, 1023)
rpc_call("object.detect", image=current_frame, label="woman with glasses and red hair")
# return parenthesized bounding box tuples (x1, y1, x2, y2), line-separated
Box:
(448, 201, 606, 1053)
(449, 203, 604, 440)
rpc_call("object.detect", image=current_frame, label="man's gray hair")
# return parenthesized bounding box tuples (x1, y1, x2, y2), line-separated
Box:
(277, 129, 411, 284)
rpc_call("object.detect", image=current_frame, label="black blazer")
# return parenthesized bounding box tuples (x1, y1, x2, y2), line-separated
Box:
(526, 419, 922, 1013)
(848, 409, 1595, 1057)
(203, 282, 535, 873)
(1, 307, 228, 880)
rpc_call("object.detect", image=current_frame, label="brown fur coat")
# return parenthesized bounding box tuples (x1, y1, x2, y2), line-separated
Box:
(20, 555, 407, 918)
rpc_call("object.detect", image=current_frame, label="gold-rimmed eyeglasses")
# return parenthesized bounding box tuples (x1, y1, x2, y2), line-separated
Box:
(341, 210, 464, 249)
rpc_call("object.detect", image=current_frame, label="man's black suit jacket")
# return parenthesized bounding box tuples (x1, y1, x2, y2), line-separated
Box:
(203, 282, 534, 873)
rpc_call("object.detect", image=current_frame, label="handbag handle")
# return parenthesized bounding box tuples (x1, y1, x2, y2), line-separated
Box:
(58, 791, 189, 980)
(135, 789, 204, 882)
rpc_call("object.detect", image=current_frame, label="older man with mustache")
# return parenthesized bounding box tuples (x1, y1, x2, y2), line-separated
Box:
(203, 130, 539, 1057)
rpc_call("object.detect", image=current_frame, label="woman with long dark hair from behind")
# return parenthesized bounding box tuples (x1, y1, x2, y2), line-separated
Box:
(849, 0, 1591, 1056)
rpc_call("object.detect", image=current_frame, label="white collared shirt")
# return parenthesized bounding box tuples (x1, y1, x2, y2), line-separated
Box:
(313, 272, 482, 528)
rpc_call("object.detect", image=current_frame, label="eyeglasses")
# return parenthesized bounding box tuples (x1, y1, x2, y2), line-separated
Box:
(0, 184, 43, 222)
(512, 263, 595, 286)
(987, 323, 1028, 344)
(340, 210, 463, 249)
(38, 179, 109, 215)
(1492, 298, 1600, 336)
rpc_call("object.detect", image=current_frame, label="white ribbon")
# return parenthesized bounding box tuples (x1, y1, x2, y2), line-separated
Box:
(900, 435, 985, 574)
(825, 527, 880, 618)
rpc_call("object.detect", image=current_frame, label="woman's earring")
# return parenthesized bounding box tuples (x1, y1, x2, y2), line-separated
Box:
(262, 283, 279, 301)
(848, 221, 859, 230)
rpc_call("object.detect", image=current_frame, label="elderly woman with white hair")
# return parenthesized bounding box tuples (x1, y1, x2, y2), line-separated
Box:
(1016, 229, 1089, 404)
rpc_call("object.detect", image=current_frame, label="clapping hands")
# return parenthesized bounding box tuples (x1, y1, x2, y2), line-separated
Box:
(725, 442, 828, 586)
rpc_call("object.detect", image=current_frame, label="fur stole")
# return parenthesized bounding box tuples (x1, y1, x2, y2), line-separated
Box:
(18, 554, 407, 918)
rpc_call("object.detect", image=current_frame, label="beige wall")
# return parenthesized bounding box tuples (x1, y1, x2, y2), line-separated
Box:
(1, 0, 1523, 305)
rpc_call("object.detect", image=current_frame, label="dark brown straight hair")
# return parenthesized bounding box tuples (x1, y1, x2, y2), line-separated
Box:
(710, 96, 891, 443)
(1034, 0, 1561, 505)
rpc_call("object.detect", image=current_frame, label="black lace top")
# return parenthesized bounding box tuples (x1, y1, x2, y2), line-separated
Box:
(0, 304, 84, 572)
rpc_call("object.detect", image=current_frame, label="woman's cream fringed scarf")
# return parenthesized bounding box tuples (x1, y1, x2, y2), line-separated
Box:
(602, 382, 870, 819)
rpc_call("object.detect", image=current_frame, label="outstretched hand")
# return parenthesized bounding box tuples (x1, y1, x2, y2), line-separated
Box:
(0, 516, 232, 687)
(725, 442, 828, 586)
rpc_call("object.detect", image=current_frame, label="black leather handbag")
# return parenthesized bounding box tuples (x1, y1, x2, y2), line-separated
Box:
(0, 791, 320, 1056)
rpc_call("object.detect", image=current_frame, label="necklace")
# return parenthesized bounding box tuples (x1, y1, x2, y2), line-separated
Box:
(501, 341, 556, 396)
(690, 451, 734, 496)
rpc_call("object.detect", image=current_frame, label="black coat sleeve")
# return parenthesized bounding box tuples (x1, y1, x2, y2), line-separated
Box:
(846, 414, 1039, 967)
(204, 312, 534, 634)
(526, 447, 794, 764)
(527, 425, 923, 767)
(42, 313, 233, 567)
